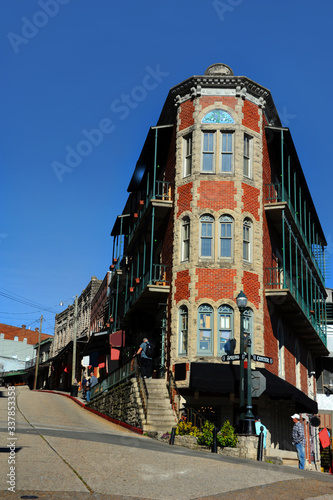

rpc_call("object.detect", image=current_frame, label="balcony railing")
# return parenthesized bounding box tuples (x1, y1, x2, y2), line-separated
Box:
(265, 183, 324, 283)
(125, 264, 169, 314)
(127, 180, 172, 243)
(265, 266, 326, 344)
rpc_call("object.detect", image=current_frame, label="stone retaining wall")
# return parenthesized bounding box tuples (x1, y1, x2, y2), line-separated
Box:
(172, 434, 259, 461)
(88, 379, 143, 429)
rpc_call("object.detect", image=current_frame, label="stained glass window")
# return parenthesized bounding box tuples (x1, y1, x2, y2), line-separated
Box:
(202, 109, 234, 124)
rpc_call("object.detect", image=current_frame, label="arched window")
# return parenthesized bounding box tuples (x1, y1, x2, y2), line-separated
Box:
(278, 322, 285, 379)
(179, 306, 188, 355)
(181, 217, 190, 262)
(200, 215, 214, 258)
(202, 109, 235, 124)
(218, 305, 234, 355)
(219, 215, 234, 259)
(243, 218, 252, 262)
(197, 304, 213, 355)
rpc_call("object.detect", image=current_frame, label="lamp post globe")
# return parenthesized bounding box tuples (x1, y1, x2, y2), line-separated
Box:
(236, 290, 248, 311)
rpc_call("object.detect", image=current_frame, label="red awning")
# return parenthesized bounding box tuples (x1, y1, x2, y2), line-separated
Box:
(109, 330, 125, 347)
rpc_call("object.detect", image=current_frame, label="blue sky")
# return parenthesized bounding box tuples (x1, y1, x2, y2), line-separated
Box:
(1, 0, 332, 335)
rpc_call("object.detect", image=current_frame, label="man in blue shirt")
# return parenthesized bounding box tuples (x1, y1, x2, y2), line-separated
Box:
(255, 416, 267, 449)
(291, 413, 306, 469)
(136, 337, 152, 379)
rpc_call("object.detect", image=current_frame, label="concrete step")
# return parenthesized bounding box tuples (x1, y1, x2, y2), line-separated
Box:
(147, 400, 174, 409)
(144, 423, 177, 432)
(148, 405, 173, 418)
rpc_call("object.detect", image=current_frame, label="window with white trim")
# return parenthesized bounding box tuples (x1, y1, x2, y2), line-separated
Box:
(218, 305, 233, 354)
(198, 304, 213, 354)
(219, 215, 233, 259)
(183, 134, 192, 177)
(202, 132, 215, 172)
(243, 218, 252, 262)
(181, 217, 190, 262)
(243, 134, 253, 178)
(179, 305, 188, 355)
(221, 132, 233, 173)
(200, 215, 214, 258)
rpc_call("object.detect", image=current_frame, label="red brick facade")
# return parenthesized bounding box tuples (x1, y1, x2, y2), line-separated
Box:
(242, 183, 260, 221)
(195, 268, 236, 301)
(242, 100, 260, 133)
(197, 180, 237, 211)
(242, 271, 260, 309)
(174, 269, 191, 303)
(177, 182, 193, 217)
(199, 95, 237, 111)
(179, 100, 195, 131)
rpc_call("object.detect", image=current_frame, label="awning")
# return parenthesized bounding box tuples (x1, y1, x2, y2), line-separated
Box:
(190, 363, 238, 393)
(257, 368, 318, 414)
(2, 370, 27, 378)
(189, 362, 317, 413)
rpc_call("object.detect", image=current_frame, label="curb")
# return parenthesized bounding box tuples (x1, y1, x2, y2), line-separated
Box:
(36, 389, 143, 435)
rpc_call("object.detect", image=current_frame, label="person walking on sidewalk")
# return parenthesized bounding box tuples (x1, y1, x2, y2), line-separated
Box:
(291, 413, 306, 469)
(135, 337, 152, 379)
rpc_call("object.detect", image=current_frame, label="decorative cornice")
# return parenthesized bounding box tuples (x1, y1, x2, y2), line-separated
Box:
(170, 75, 277, 123)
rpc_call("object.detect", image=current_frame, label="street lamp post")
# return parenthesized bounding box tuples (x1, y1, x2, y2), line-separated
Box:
(236, 291, 247, 432)
(244, 331, 256, 435)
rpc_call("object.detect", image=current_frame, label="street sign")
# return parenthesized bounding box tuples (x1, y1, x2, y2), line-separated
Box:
(252, 354, 273, 364)
(251, 370, 266, 397)
(221, 353, 246, 362)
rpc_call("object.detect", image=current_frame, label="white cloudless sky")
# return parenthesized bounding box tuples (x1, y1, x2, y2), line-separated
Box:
(1, 0, 332, 334)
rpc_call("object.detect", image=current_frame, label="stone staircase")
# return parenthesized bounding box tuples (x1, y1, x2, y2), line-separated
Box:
(141, 378, 178, 433)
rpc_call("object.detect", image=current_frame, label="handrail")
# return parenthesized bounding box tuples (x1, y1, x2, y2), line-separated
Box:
(124, 263, 169, 315)
(265, 183, 324, 283)
(167, 370, 213, 431)
(167, 370, 181, 421)
(90, 357, 136, 400)
(265, 266, 326, 344)
(134, 356, 148, 420)
(127, 180, 172, 243)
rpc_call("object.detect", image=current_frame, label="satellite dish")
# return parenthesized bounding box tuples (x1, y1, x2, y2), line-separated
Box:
(309, 416, 321, 427)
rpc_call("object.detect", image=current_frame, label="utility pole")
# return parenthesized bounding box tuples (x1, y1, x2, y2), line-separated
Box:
(33, 315, 43, 390)
(71, 295, 78, 385)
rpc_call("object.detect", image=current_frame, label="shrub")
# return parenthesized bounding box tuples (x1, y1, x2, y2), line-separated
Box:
(197, 420, 238, 448)
(197, 421, 215, 447)
(217, 420, 238, 448)
(176, 421, 200, 437)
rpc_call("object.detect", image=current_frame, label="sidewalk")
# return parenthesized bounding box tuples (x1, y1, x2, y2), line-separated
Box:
(36, 388, 144, 434)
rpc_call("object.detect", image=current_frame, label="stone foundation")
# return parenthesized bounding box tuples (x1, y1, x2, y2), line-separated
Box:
(88, 379, 143, 429)
(171, 433, 260, 461)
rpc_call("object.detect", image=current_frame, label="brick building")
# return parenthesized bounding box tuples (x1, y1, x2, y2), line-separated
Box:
(107, 64, 328, 461)
(49, 276, 101, 389)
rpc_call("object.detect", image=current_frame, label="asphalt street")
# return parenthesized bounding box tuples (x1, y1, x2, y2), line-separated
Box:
(1, 386, 333, 499)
